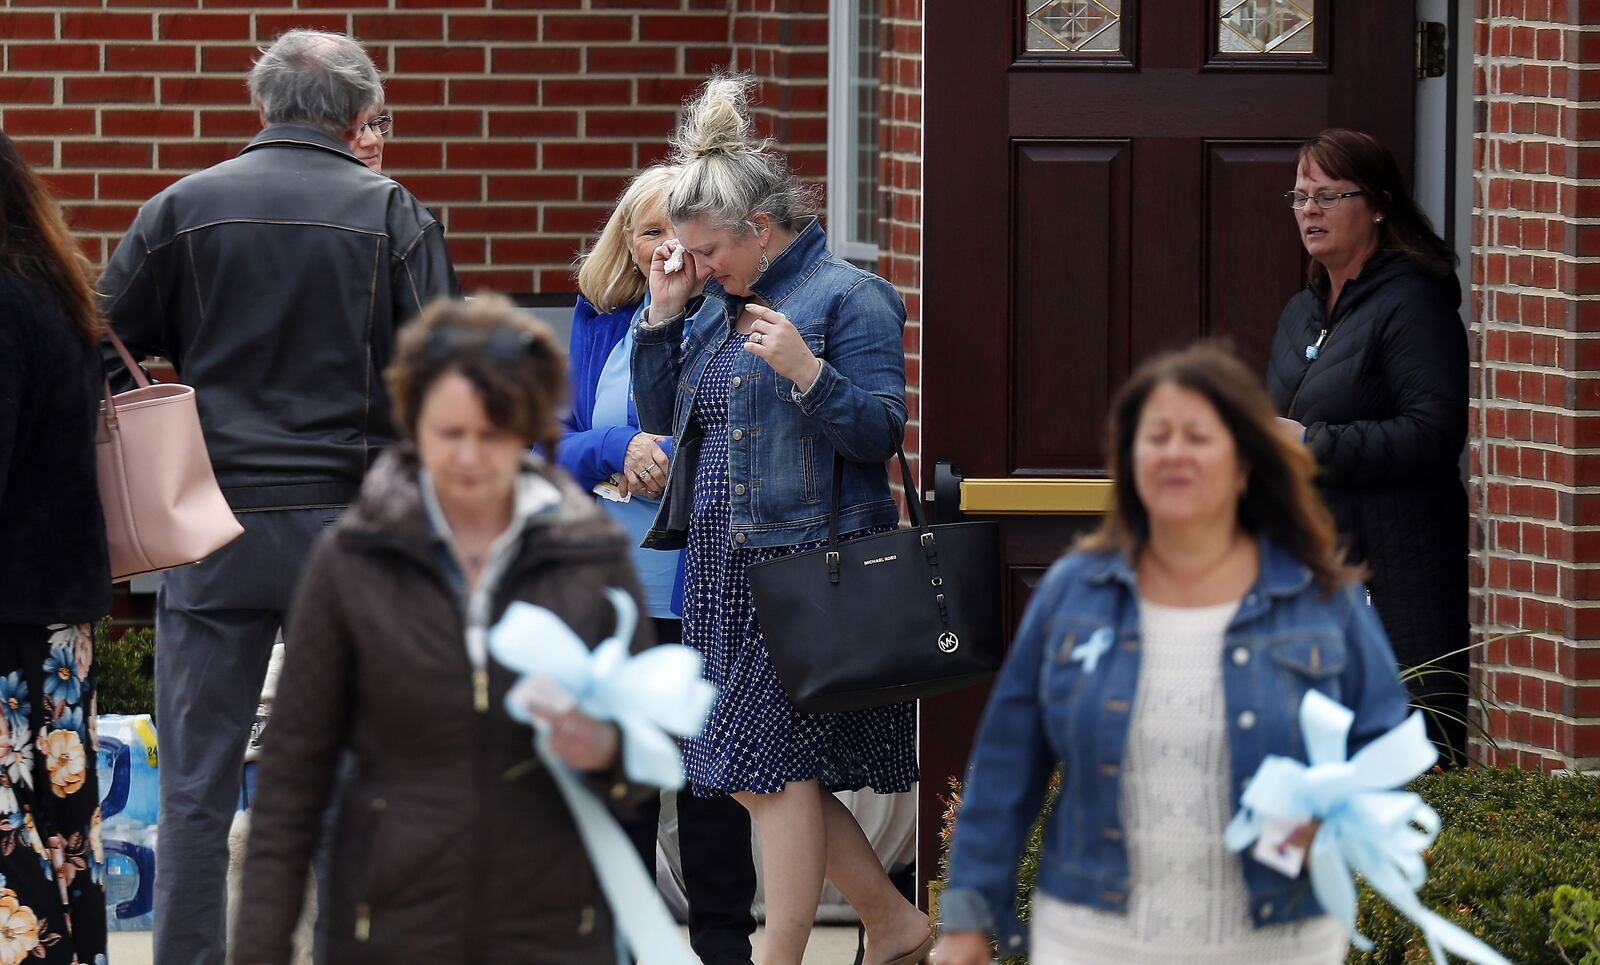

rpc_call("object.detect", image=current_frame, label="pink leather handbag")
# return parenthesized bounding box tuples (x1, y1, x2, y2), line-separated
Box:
(98, 331, 243, 581)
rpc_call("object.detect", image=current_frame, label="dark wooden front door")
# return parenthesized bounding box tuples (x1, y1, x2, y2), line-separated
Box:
(918, 1, 1417, 897)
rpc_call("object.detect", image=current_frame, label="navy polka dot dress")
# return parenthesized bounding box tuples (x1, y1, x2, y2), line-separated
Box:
(682, 332, 918, 797)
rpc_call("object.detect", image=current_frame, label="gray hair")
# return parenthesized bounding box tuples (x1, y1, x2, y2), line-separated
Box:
(666, 73, 816, 235)
(247, 30, 383, 135)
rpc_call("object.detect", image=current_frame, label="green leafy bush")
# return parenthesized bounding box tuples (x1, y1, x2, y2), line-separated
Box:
(935, 767, 1600, 965)
(1549, 885, 1600, 965)
(94, 619, 155, 717)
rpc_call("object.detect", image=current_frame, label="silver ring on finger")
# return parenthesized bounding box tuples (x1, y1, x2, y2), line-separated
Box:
(750, 332, 765, 345)
(637, 469, 651, 482)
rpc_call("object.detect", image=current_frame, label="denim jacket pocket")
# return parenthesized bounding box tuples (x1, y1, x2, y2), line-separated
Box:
(1267, 634, 1347, 680)
(1267, 633, 1348, 720)
(1042, 620, 1108, 708)
(774, 331, 828, 402)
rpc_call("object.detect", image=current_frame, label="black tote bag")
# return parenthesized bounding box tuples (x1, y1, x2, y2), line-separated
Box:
(747, 446, 1002, 714)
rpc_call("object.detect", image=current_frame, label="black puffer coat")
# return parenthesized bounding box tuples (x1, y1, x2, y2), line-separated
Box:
(1266, 251, 1468, 751)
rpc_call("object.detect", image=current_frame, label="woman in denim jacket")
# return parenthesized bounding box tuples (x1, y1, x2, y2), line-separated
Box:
(632, 74, 932, 965)
(936, 346, 1412, 965)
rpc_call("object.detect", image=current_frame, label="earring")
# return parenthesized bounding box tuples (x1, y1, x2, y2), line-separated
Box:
(757, 252, 770, 274)
(1375, 215, 1385, 223)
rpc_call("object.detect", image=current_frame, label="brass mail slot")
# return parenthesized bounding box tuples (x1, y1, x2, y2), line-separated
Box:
(958, 478, 1115, 515)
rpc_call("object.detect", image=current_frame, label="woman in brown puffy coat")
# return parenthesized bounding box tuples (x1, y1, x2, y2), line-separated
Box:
(235, 295, 654, 965)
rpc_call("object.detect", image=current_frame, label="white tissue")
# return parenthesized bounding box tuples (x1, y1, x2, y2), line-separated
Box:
(663, 241, 687, 274)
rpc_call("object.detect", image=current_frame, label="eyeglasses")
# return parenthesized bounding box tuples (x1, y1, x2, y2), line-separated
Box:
(1283, 189, 1364, 210)
(358, 114, 393, 138)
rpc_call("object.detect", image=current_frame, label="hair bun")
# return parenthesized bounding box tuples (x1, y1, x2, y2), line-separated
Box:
(671, 73, 761, 161)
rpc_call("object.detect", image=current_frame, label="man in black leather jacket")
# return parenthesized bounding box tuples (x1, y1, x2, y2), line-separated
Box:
(96, 29, 458, 965)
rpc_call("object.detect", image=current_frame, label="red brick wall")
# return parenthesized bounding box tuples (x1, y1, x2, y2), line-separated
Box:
(1471, 0, 1600, 771)
(879, 0, 921, 475)
(0, 4, 732, 293)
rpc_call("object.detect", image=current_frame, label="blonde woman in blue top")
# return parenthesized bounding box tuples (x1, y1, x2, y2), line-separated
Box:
(559, 165, 760, 965)
(936, 346, 1412, 965)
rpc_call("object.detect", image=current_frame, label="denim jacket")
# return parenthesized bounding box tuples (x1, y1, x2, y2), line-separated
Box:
(631, 221, 907, 549)
(939, 536, 1411, 954)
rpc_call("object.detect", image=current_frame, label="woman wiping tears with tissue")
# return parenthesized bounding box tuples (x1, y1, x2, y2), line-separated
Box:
(935, 345, 1416, 965)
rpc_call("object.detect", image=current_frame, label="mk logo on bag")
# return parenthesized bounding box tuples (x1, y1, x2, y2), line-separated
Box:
(862, 554, 899, 566)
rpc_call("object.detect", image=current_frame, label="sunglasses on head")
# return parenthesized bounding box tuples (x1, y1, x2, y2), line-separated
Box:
(423, 326, 536, 366)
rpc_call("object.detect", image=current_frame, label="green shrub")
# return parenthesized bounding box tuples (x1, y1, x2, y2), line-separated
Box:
(94, 619, 155, 717)
(935, 766, 1600, 965)
(1549, 885, 1600, 965)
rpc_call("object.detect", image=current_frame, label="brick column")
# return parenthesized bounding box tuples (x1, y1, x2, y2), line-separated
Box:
(1471, 0, 1600, 771)
(879, 0, 923, 472)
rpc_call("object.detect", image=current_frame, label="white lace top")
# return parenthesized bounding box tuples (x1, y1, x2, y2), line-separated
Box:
(1029, 597, 1347, 964)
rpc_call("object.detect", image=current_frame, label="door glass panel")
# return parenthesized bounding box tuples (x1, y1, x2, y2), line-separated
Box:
(1025, 0, 1123, 54)
(1217, 0, 1316, 55)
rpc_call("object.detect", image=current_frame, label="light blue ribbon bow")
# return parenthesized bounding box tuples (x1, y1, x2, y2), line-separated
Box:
(488, 588, 715, 965)
(1069, 627, 1114, 673)
(1223, 690, 1509, 965)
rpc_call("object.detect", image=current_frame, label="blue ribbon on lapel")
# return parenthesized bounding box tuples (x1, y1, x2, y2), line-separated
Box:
(488, 588, 715, 965)
(1223, 690, 1509, 965)
(1069, 626, 1115, 673)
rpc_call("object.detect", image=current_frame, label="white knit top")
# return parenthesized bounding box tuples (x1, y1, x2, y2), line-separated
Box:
(1029, 597, 1348, 964)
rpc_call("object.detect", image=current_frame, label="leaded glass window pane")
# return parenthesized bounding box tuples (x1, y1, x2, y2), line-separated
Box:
(1217, 0, 1316, 55)
(1025, 0, 1123, 55)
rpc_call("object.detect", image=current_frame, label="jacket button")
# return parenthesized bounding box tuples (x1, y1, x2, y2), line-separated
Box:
(731, 428, 744, 441)
(1237, 710, 1258, 730)
(1100, 890, 1125, 904)
(1102, 826, 1123, 841)
(1007, 935, 1023, 949)
(734, 484, 746, 496)
(1104, 699, 1129, 713)
(610, 782, 628, 801)
(1259, 902, 1275, 919)
(731, 376, 742, 388)
(734, 533, 747, 544)
(1099, 762, 1119, 777)
(1119, 638, 1138, 652)
(1231, 647, 1250, 666)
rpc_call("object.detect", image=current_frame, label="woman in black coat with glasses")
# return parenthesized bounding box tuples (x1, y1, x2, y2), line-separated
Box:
(1265, 128, 1469, 763)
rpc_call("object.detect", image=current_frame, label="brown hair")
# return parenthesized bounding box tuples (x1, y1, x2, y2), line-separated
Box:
(1079, 344, 1357, 591)
(0, 132, 103, 346)
(1297, 128, 1457, 297)
(386, 295, 567, 451)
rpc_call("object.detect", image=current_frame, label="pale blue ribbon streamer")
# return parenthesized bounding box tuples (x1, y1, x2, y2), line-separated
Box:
(1069, 626, 1114, 673)
(1223, 690, 1510, 965)
(488, 589, 715, 965)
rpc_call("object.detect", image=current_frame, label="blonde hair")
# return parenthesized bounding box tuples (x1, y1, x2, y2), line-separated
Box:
(666, 72, 815, 234)
(575, 165, 678, 314)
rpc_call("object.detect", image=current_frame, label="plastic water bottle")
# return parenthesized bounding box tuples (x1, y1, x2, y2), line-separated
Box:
(97, 715, 159, 829)
(104, 827, 157, 931)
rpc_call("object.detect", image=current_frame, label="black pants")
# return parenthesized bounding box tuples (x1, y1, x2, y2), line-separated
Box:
(619, 618, 758, 965)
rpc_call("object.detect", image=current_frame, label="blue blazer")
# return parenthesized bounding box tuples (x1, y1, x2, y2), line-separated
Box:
(557, 294, 682, 617)
(558, 295, 674, 490)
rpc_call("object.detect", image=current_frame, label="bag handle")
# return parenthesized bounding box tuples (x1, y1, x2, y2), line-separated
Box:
(103, 328, 152, 391)
(824, 426, 956, 636)
(99, 328, 153, 433)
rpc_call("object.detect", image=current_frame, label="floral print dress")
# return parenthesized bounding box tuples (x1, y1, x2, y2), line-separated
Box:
(0, 624, 105, 965)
